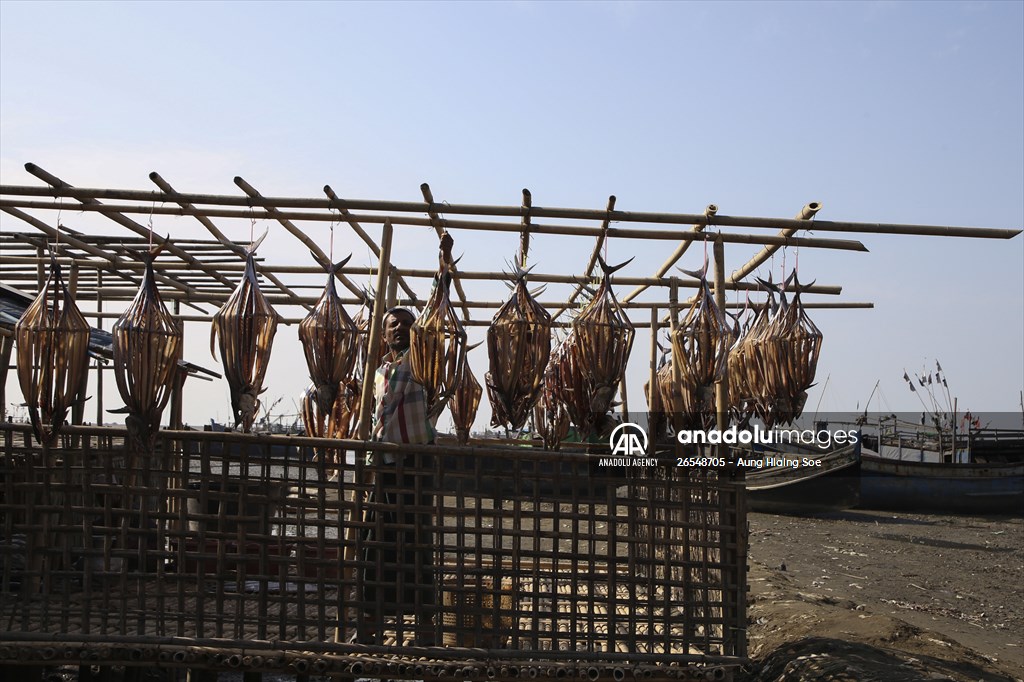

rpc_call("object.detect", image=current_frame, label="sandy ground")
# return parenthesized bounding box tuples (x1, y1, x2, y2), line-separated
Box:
(743, 510, 1024, 681)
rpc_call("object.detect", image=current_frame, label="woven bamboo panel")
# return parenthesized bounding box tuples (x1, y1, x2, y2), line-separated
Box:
(0, 423, 746, 677)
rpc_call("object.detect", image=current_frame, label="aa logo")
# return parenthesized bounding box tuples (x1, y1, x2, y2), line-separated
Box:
(609, 422, 648, 457)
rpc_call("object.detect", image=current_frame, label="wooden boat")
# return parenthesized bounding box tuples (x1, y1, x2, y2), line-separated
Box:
(858, 454, 1023, 514)
(741, 440, 862, 515)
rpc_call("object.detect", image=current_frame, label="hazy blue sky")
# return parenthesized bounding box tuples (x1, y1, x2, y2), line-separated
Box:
(2, 1, 1022, 429)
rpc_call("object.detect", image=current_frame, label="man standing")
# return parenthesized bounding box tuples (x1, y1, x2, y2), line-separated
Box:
(356, 232, 453, 646)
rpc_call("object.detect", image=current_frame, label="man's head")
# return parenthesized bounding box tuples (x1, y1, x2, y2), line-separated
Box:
(383, 307, 415, 352)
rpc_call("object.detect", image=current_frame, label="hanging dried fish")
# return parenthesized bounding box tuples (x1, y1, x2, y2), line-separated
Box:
(643, 339, 672, 440)
(351, 290, 387, 383)
(15, 253, 91, 445)
(299, 253, 358, 414)
(535, 338, 571, 450)
(450, 345, 483, 445)
(409, 263, 468, 417)
(485, 263, 551, 431)
(111, 243, 182, 449)
(748, 272, 822, 425)
(670, 266, 730, 426)
(210, 231, 281, 432)
(556, 256, 635, 437)
(726, 301, 763, 424)
(301, 379, 360, 464)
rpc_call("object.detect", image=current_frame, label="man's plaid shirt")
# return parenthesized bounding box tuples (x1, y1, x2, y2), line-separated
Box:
(372, 349, 435, 462)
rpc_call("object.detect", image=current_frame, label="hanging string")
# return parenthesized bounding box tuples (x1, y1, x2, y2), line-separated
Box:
(329, 208, 337, 263)
(781, 247, 787, 290)
(54, 197, 63, 252)
(702, 232, 710, 275)
(148, 199, 156, 249)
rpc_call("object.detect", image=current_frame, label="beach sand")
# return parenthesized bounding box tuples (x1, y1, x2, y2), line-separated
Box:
(743, 510, 1023, 681)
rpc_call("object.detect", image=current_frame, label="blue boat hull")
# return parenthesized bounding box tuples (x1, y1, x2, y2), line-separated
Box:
(859, 455, 1024, 514)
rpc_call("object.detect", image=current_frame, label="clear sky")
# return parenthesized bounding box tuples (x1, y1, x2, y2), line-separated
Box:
(2, 1, 1022, 430)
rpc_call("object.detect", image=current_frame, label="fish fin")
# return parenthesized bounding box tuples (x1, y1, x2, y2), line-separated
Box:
(248, 228, 269, 254)
(597, 254, 634, 276)
(309, 250, 331, 271)
(139, 237, 169, 261)
(679, 266, 707, 280)
(332, 253, 352, 273)
(755, 277, 780, 294)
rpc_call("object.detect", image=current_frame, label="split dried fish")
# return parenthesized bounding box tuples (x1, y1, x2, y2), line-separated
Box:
(210, 231, 281, 432)
(535, 339, 571, 450)
(351, 291, 386, 383)
(556, 257, 635, 437)
(301, 379, 359, 463)
(748, 272, 822, 425)
(15, 254, 91, 445)
(409, 263, 468, 418)
(111, 244, 182, 448)
(671, 266, 730, 426)
(299, 254, 358, 415)
(485, 263, 551, 431)
(450, 350, 483, 445)
(730, 291, 776, 424)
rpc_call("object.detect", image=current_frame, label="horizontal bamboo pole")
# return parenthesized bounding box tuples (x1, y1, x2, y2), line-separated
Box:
(0, 234, 249, 250)
(43, 300, 870, 322)
(71, 282, 844, 307)
(0, 197, 875, 251)
(2, 175, 1019, 238)
(0, 255, 844, 292)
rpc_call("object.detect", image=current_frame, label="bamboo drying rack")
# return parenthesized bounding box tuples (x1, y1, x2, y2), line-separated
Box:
(0, 163, 1020, 681)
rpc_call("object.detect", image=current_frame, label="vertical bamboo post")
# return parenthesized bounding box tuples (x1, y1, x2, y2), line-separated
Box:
(668, 278, 683, 452)
(619, 369, 629, 420)
(713, 236, 730, 438)
(338, 219, 393, 643)
(169, 299, 184, 430)
(68, 261, 79, 297)
(69, 260, 86, 441)
(647, 307, 659, 416)
(386, 266, 399, 308)
(519, 188, 532, 268)
(96, 271, 104, 425)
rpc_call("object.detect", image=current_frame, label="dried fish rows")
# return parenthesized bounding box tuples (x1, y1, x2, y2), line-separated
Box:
(8, 236, 825, 449)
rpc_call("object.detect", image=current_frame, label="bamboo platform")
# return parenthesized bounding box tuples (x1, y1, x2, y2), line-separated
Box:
(0, 423, 746, 680)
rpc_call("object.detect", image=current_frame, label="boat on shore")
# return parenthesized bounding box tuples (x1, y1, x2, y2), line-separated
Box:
(858, 454, 1023, 514)
(856, 416, 1024, 514)
(741, 440, 862, 515)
